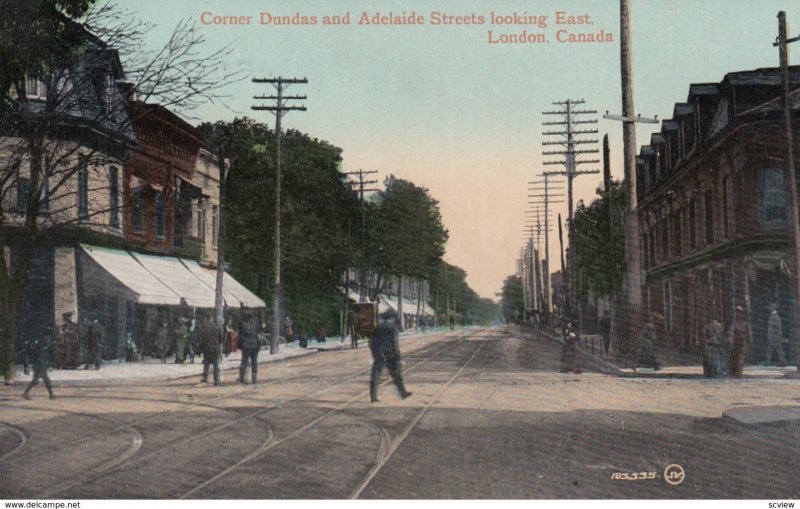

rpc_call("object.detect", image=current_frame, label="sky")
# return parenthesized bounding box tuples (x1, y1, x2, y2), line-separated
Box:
(118, 0, 800, 300)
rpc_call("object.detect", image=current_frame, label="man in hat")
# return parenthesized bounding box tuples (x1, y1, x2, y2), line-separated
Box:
(198, 312, 222, 385)
(238, 305, 261, 384)
(22, 329, 55, 399)
(84, 318, 102, 370)
(58, 311, 80, 369)
(369, 309, 411, 403)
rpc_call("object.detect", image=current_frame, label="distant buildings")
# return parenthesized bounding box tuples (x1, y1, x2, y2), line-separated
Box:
(636, 66, 799, 364)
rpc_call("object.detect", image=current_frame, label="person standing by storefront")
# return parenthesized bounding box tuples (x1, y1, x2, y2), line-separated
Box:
(84, 319, 102, 370)
(199, 313, 221, 385)
(238, 307, 261, 384)
(57, 312, 80, 369)
(764, 303, 787, 366)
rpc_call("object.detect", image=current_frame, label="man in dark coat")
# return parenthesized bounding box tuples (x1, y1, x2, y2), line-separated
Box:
(198, 313, 222, 385)
(57, 312, 80, 369)
(369, 310, 412, 403)
(84, 319, 102, 370)
(238, 307, 261, 384)
(22, 331, 55, 399)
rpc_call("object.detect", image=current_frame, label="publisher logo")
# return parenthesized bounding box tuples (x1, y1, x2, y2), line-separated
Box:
(664, 464, 685, 485)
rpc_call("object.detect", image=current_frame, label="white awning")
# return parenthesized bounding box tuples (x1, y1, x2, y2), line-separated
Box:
(378, 294, 434, 316)
(128, 251, 216, 308)
(80, 245, 181, 306)
(81, 245, 265, 309)
(181, 260, 265, 308)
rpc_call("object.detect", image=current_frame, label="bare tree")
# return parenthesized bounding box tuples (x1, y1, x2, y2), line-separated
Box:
(0, 2, 244, 383)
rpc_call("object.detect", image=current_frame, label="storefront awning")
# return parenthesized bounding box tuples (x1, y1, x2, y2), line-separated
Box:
(81, 245, 181, 306)
(179, 259, 265, 308)
(128, 251, 216, 308)
(80, 245, 265, 309)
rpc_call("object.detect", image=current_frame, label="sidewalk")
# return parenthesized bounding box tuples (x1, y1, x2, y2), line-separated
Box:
(10, 337, 342, 386)
(529, 326, 799, 380)
(9, 327, 449, 386)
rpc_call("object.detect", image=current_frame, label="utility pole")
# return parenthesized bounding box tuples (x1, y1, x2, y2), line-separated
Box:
(542, 99, 600, 323)
(344, 169, 379, 302)
(529, 174, 564, 319)
(252, 76, 307, 354)
(213, 147, 227, 330)
(774, 11, 800, 370)
(603, 0, 659, 358)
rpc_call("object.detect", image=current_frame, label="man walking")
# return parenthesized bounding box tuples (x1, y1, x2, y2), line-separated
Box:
(22, 330, 55, 400)
(238, 307, 261, 384)
(369, 310, 412, 403)
(198, 312, 222, 385)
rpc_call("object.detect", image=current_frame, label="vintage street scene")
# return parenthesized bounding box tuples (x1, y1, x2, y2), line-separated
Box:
(1, 0, 800, 503)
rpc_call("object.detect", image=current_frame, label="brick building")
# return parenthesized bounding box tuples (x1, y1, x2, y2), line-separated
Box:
(1, 32, 262, 365)
(636, 66, 799, 364)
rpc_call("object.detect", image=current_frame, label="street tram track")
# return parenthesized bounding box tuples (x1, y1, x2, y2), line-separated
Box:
(349, 337, 488, 499)
(178, 332, 480, 499)
(30, 334, 469, 499)
(0, 421, 29, 462)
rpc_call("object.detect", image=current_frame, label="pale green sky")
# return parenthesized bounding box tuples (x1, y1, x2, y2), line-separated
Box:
(119, 0, 800, 299)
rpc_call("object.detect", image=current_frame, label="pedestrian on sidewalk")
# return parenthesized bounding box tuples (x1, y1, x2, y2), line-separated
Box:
(198, 312, 221, 385)
(84, 319, 102, 370)
(369, 309, 412, 403)
(560, 321, 581, 374)
(635, 321, 660, 371)
(57, 312, 80, 369)
(22, 331, 55, 400)
(156, 321, 169, 363)
(703, 320, 725, 377)
(175, 318, 189, 364)
(238, 306, 261, 384)
(599, 314, 611, 356)
(764, 304, 787, 367)
(728, 305, 749, 378)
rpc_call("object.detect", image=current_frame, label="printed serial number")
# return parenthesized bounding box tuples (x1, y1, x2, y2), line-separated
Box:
(610, 471, 657, 480)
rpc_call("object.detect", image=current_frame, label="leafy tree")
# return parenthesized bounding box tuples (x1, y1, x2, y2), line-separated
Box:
(199, 119, 360, 338)
(571, 182, 625, 299)
(500, 275, 525, 324)
(373, 176, 447, 327)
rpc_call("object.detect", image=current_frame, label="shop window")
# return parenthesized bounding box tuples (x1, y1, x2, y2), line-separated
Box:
(704, 190, 713, 246)
(155, 190, 165, 239)
(78, 156, 89, 221)
(109, 167, 119, 228)
(131, 187, 144, 234)
(757, 168, 788, 228)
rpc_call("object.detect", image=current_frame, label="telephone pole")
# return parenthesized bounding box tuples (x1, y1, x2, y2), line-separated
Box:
(529, 174, 564, 318)
(542, 99, 600, 322)
(774, 11, 800, 370)
(603, 0, 659, 358)
(344, 169, 379, 302)
(252, 76, 307, 354)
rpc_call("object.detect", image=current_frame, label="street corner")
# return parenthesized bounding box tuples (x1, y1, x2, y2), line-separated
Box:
(722, 404, 800, 429)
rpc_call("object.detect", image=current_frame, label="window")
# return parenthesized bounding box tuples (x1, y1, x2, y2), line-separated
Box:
(672, 211, 682, 258)
(109, 167, 119, 228)
(105, 75, 115, 115)
(704, 190, 714, 246)
(14, 162, 30, 212)
(40, 156, 50, 210)
(722, 176, 729, 239)
(24, 75, 46, 100)
(661, 218, 669, 262)
(688, 200, 697, 251)
(154, 190, 165, 239)
(212, 205, 219, 247)
(663, 280, 673, 333)
(197, 207, 206, 243)
(78, 156, 89, 221)
(131, 187, 144, 234)
(758, 168, 788, 228)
